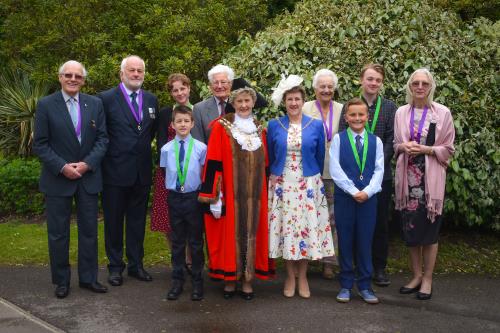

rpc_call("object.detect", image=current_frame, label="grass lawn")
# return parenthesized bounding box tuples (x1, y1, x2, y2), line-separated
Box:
(1, 217, 499, 276)
(0, 217, 170, 266)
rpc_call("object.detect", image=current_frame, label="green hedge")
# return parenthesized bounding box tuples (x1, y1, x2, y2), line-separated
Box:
(0, 158, 44, 215)
(224, 0, 500, 230)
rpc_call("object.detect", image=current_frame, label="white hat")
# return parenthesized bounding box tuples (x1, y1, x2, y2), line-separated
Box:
(271, 74, 304, 108)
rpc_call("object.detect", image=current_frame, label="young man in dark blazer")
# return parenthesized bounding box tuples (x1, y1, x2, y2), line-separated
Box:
(99, 55, 159, 286)
(33, 60, 109, 298)
(338, 64, 397, 286)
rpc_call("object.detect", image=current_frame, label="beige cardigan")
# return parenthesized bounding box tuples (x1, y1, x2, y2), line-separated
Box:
(302, 100, 343, 179)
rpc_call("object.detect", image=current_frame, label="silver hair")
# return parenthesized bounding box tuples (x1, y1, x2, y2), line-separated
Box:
(58, 60, 87, 77)
(312, 68, 338, 89)
(208, 64, 235, 83)
(405, 68, 436, 105)
(120, 55, 145, 72)
(229, 87, 257, 104)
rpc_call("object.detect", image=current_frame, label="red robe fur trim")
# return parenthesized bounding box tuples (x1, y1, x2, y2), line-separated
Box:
(199, 114, 274, 281)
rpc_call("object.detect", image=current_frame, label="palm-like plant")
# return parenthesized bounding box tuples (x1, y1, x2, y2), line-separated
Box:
(0, 68, 51, 156)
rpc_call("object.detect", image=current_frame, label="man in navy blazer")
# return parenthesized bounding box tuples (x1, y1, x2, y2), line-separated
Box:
(99, 55, 159, 286)
(33, 60, 109, 298)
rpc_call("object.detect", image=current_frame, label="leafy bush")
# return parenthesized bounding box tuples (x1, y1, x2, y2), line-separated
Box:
(435, 0, 500, 21)
(0, 67, 50, 156)
(224, 0, 499, 229)
(0, 158, 44, 215)
(0, 0, 269, 103)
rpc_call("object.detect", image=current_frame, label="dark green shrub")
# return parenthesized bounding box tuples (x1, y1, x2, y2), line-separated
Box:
(225, 0, 499, 230)
(0, 0, 269, 103)
(435, 0, 500, 21)
(0, 158, 44, 215)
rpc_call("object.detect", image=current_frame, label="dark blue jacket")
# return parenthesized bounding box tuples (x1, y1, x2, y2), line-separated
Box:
(98, 86, 159, 186)
(33, 91, 108, 196)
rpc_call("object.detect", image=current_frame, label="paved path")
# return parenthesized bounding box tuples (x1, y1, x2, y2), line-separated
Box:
(0, 266, 499, 332)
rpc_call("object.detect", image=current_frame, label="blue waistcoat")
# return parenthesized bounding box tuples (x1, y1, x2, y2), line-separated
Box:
(335, 130, 377, 195)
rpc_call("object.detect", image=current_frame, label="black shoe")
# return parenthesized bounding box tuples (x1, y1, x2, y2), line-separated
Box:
(55, 285, 69, 299)
(223, 289, 236, 299)
(373, 270, 391, 287)
(416, 291, 432, 300)
(79, 281, 108, 293)
(128, 268, 152, 282)
(240, 290, 255, 301)
(108, 272, 123, 286)
(399, 284, 421, 294)
(191, 284, 204, 301)
(167, 284, 183, 300)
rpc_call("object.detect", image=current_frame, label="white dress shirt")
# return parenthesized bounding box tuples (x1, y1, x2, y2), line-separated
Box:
(329, 129, 384, 198)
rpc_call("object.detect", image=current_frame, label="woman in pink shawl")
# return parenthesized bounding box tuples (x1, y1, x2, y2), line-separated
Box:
(394, 68, 455, 301)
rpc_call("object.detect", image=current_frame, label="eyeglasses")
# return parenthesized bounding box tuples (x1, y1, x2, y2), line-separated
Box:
(211, 80, 229, 86)
(411, 81, 430, 88)
(61, 73, 84, 80)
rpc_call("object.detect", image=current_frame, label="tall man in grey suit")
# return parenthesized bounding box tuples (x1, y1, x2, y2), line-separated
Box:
(191, 64, 234, 143)
(99, 55, 159, 286)
(33, 60, 109, 298)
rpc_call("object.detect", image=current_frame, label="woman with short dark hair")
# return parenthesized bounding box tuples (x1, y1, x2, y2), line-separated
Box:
(268, 75, 335, 298)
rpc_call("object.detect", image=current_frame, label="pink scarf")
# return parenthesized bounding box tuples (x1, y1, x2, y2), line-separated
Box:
(394, 102, 455, 222)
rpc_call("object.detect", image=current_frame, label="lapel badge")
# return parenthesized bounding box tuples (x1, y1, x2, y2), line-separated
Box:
(148, 107, 156, 119)
(90, 120, 96, 128)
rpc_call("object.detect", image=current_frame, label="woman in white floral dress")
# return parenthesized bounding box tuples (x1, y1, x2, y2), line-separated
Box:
(267, 75, 335, 298)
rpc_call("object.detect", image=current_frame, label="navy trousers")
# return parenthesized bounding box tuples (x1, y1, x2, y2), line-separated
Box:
(45, 184, 98, 286)
(167, 190, 204, 284)
(102, 182, 150, 273)
(335, 192, 377, 290)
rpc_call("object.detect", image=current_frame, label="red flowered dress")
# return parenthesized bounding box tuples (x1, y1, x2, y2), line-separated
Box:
(268, 124, 335, 260)
(151, 124, 176, 234)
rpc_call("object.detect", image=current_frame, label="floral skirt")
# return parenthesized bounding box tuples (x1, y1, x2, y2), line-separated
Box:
(400, 155, 442, 246)
(268, 173, 335, 260)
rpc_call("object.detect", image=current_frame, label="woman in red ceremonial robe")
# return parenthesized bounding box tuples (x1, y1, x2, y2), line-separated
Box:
(199, 87, 273, 300)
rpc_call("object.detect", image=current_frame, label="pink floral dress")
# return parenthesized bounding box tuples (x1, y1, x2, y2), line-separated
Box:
(268, 124, 335, 260)
(401, 108, 442, 246)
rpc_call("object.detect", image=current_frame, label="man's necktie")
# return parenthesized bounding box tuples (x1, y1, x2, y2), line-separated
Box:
(176, 140, 185, 191)
(130, 92, 139, 117)
(219, 100, 225, 116)
(69, 98, 81, 142)
(356, 135, 363, 161)
(69, 98, 78, 128)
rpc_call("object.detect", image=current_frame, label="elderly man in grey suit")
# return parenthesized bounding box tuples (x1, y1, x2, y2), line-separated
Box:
(33, 60, 109, 298)
(191, 64, 234, 143)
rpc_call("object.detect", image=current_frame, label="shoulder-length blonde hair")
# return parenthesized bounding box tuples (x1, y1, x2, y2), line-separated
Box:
(405, 68, 436, 106)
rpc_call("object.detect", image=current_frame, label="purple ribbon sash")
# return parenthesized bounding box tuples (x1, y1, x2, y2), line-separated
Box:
(75, 101, 81, 138)
(119, 83, 143, 124)
(409, 105, 428, 142)
(315, 100, 334, 141)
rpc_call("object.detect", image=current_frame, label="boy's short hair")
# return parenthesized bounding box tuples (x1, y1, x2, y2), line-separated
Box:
(344, 97, 368, 114)
(360, 63, 385, 79)
(172, 105, 193, 121)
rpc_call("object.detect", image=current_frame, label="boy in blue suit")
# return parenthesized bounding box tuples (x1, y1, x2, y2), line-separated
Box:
(160, 105, 207, 301)
(329, 98, 384, 304)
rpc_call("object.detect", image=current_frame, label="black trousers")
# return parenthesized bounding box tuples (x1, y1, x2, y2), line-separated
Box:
(167, 191, 204, 284)
(102, 182, 150, 273)
(372, 179, 392, 271)
(45, 184, 98, 286)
